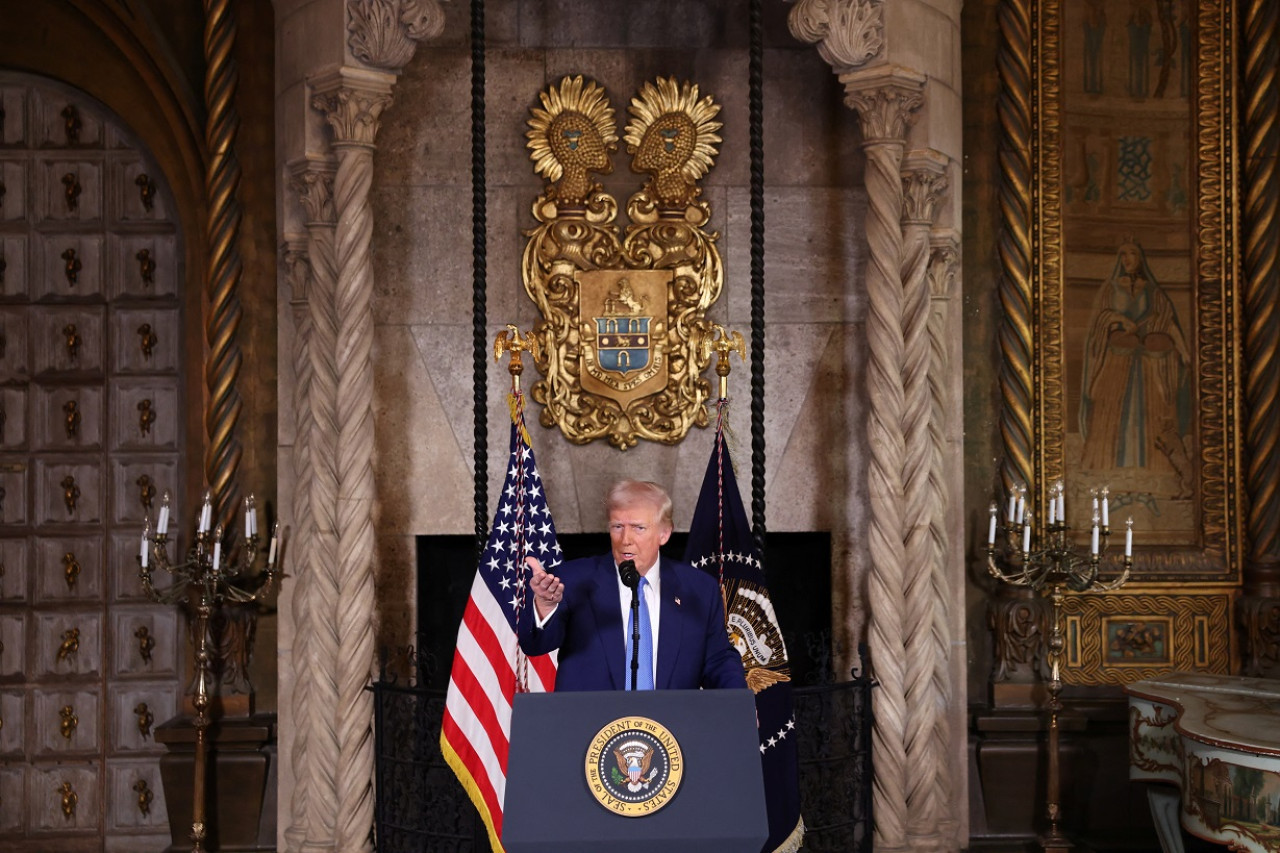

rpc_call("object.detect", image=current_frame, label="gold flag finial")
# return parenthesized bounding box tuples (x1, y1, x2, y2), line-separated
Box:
(494, 324, 542, 394)
(698, 323, 745, 400)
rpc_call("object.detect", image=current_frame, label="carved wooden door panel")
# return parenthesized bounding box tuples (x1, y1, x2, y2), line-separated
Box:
(0, 72, 184, 852)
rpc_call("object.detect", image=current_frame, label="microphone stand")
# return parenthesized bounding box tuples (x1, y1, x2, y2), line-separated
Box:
(619, 560, 640, 691)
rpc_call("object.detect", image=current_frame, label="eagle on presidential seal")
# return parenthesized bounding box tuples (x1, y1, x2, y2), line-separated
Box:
(612, 740, 659, 792)
(522, 75, 725, 449)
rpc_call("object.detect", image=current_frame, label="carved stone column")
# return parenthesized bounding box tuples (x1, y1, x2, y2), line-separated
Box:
(926, 232, 962, 844)
(1239, 0, 1280, 678)
(281, 238, 313, 853)
(899, 150, 949, 851)
(286, 157, 340, 853)
(843, 65, 925, 853)
(309, 68, 394, 853)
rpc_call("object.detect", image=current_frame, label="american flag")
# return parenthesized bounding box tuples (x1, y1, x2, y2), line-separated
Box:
(440, 399, 561, 852)
(685, 402, 804, 853)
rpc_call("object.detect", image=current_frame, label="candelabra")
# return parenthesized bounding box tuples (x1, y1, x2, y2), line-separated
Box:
(986, 481, 1132, 853)
(138, 490, 280, 853)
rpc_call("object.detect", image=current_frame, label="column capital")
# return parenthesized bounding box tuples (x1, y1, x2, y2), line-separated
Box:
(348, 0, 446, 71)
(309, 67, 397, 149)
(901, 149, 949, 226)
(283, 238, 311, 304)
(289, 156, 338, 226)
(927, 232, 961, 301)
(789, 0, 885, 74)
(841, 65, 926, 144)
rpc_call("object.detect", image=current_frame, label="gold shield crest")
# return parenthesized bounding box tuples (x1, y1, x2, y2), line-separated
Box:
(522, 76, 725, 449)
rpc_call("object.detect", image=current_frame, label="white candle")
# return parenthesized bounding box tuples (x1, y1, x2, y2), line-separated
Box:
(1101, 491, 1110, 527)
(140, 534, 149, 568)
(988, 505, 998, 544)
(1047, 497, 1056, 526)
(157, 494, 170, 536)
(1125, 518, 1133, 556)
(199, 497, 210, 533)
(1016, 495, 1025, 526)
(212, 540, 221, 572)
(1006, 492, 1017, 522)
(1052, 659, 1060, 682)
(1058, 493, 1066, 525)
(1022, 517, 1032, 553)
(267, 527, 279, 565)
(1090, 523, 1099, 555)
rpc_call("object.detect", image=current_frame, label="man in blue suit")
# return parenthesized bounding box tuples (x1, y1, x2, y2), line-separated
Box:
(519, 480, 746, 692)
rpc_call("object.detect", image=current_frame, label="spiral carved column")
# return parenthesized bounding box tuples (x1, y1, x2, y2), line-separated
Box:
(842, 65, 924, 853)
(899, 151, 949, 851)
(286, 159, 342, 852)
(310, 69, 394, 853)
(1239, 0, 1280, 677)
(282, 241, 314, 853)
(201, 0, 245, 530)
(926, 234, 962, 843)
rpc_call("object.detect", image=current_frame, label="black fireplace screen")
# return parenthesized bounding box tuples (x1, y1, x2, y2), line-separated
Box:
(369, 643, 873, 853)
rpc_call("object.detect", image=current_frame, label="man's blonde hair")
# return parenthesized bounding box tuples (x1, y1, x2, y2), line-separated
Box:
(606, 480, 673, 528)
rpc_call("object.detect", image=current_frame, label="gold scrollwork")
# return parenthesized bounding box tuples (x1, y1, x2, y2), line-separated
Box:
(135, 173, 156, 211)
(58, 704, 77, 739)
(63, 399, 80, 439)
(137, 398, 155, 437)
(137, 323, 157, 359)
(62, 551, 79, 590)
(58, 781, 77, 818)
(60, 173, 80, 214)
(61, 247, 81, 286)
(134, 625, 154, 663)
(522, 76, 724, 448)
(136, 248, 155, 286)
(61, 474, 79, 514)
(134, 779, 153, 816)
(57, 627, 79, 661)
(63, 324, 80, 360)
(134, 702, 153, 739)
(137, 473, 155, 510)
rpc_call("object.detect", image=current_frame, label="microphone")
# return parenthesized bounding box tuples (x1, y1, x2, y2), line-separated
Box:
(619, 559, 641, 690)
(618, 559, 639, 589)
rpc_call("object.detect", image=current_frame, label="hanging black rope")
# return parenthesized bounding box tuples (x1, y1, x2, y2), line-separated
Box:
(471, 0, 488, 554)
(748, 0, 767, 554)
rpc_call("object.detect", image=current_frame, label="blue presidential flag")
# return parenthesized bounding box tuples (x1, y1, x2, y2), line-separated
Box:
(684, 410, 804, 853)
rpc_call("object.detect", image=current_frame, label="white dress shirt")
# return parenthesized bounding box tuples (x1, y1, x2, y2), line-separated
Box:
(616, 558, 661, 687)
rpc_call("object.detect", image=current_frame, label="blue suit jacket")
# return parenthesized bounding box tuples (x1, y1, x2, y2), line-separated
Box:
(518, 554, 747, 692)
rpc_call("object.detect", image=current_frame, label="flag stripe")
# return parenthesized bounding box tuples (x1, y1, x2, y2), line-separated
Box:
(442, 408, 561, 853)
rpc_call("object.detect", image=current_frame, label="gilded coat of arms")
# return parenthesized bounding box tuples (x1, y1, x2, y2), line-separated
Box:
(522, 76, 725, 448)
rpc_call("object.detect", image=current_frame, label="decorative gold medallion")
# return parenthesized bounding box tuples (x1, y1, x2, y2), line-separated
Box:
(584, 716, 683, 816)
(523, 76, 725, 448)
